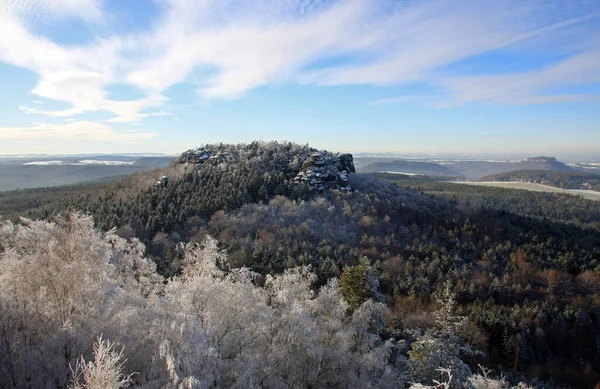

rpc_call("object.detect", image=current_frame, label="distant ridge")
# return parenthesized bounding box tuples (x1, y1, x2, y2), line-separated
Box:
(356, 155, 578, 179)
(358, 159, 461, 177)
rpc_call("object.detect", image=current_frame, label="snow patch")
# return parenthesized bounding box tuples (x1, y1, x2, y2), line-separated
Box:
(24, 160, 64, 165)
(76, 160, 135, 166)
(383, 171, 425, 176)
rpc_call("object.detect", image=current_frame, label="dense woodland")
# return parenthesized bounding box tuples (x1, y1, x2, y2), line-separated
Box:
(1, 142, 600, 388)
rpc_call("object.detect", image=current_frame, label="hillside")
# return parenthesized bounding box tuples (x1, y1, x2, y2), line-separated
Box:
(480, 169, 600, 191)
(2, 142, 600, 388)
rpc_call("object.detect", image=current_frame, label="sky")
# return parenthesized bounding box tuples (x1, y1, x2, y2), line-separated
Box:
(0, 0, 599, 159)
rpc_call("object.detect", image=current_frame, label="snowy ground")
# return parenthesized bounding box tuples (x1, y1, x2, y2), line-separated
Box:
(24, 160, 135, 166)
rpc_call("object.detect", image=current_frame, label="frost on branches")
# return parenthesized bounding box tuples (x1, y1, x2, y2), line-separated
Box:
(0, 214, 402, 388)
(69, 336, 134, 389)
(0, 214, 534, 388)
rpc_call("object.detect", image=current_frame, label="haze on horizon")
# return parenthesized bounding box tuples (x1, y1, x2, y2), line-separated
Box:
(0, 0, 599, 158)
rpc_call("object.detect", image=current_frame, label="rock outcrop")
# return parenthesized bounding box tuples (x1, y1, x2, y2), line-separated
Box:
(154, 175, 169, 186)
(292, 152, 354, 191)
(179, 149, 231, 165)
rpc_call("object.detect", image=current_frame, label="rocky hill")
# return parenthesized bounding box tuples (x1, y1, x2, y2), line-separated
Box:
(179, 143, 355, 191)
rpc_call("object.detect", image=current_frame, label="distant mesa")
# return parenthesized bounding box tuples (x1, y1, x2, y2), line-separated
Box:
(519, 156, 572, 172)
(523, 156, 557, 163)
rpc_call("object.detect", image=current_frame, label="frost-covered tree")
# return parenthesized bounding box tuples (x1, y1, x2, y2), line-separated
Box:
(155, 237, 404, 389)
(0, 214, 122, 387)
(69, 336, 134, 389)
(0, 214, 159, 388)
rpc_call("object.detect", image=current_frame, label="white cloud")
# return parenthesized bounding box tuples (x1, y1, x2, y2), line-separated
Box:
(301, 2, 600, 90)
(0, 0, 599, 132)
(125, 0, 377, 98)
(106, 108, 173, 123)
(0, 121, 157, 142)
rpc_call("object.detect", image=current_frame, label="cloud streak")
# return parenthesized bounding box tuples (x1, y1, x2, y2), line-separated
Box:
(437, 44, 600, 106)
(0, 0, 599, 133)
(0, 121, 157, 142)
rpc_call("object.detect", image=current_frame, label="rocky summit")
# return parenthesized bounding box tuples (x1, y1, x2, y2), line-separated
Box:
(178, 143, 355, 192)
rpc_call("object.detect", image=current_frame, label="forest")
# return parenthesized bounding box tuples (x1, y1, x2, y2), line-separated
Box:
(1, 142, 600, 389)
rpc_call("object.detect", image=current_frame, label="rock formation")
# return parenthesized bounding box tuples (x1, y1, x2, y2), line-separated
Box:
(292, 152, 353, 191)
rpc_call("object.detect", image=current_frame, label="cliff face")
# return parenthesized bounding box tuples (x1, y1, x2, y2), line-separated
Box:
(178, 143, 355, 192)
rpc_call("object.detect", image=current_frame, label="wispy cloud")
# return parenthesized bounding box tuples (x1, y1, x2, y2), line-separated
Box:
(2, 0, 103, 22)
(125, 0, 376, 98)
(106, 108, 173, 123)
(20, 105, 84, 117)
(437, 44, 600, 105)
(0, 0, 599, 132)
(0, 121, 157, 142)
(367, 95, 424, 105)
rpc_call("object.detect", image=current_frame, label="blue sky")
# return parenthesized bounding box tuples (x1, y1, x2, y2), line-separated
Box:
(0, 0, 599, 159)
